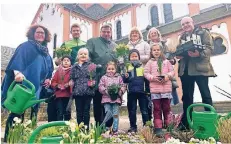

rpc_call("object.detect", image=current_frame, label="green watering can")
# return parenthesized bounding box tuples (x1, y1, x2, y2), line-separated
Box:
(3, 79, 47, 114)
(187, 103, 231, 140)
(28, 121, 66, 143)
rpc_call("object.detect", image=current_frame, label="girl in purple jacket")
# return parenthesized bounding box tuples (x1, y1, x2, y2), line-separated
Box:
(98, 61, 126, 134)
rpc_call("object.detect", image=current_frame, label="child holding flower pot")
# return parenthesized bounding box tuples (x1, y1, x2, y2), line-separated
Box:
(98, 61, 126, 134)
(144, 43, 174, 137)
(51, 55, 72, 121)
(70, 48, 96, 130)
(123, 49, 149, 133)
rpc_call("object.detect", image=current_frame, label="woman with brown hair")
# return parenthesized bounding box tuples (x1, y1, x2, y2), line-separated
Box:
(2, 24, 54, 142)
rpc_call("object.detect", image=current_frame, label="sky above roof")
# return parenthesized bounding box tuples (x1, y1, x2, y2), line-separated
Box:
(1, 4, 40, 48)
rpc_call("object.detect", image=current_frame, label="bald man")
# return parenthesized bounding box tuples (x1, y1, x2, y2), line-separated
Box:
(177, 17, 216, 130)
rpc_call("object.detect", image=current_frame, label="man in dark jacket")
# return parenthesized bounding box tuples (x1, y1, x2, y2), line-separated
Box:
(86, 24, 117, 126)
(177, 17, 216, 130)
(123, 49, 149, 132)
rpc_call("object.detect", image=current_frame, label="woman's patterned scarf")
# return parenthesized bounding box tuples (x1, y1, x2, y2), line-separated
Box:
(129, 39, 141, 46)
(29, 40, 49, 55)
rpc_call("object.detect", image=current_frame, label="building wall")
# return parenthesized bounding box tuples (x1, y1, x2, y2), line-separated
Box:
(197, 22, 231, 102)
(70, 16, 93, 42)
(171, 3, 189, 19)
(99, 11, 132, 40)
(136, 4, 163, 30)
(35, 4, 64, 57)
(199, 3, 219, 10)
(136, 3, 190, 31)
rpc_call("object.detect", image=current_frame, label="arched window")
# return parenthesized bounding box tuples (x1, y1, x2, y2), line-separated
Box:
(150, 5, 159, 27)
(212, 36, 227, 56)
(163, 4, 173, 23)
(116, 20, 122, 40)
(53, 33, 57, 58)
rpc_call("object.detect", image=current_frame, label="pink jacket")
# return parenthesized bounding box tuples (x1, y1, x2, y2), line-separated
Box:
(144, 58, 174, 94)
(99, 73, 126, 105)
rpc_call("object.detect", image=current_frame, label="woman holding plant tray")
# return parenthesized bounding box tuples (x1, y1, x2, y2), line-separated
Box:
(70, 48, 96, 130)
(144, 43, 174, 137)
(99, 61, 126, 134)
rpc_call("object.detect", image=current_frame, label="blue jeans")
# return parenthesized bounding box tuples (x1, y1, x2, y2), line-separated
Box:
(104, 103, 119, 132)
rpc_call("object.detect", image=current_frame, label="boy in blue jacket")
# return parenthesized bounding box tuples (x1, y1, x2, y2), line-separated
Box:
(123, 49, 150, 132)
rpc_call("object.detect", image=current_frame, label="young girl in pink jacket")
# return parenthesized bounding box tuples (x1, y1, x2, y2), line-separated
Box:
(98, 61, 126, 134)
(144, 43, 174, 136)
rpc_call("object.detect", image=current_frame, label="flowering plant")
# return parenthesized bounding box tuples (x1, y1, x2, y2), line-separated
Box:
(107, 84, 121, 101)
(7, 117, 36, 143)
(157, 58, 163, 75)
(163, 137, 218, 144)
(100, 130, 146, 143)
(87, 63, 97, 87)
(55, 46, 72, 58)
(114, 44, 130, 74)
(115, 43, 130, 58)
(88, 63, 97, 80)
(60, 121, 105, 144)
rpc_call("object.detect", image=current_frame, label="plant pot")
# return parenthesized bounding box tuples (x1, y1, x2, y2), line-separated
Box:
(157, 75, 165, 81)
(108, 91, 119, 101)
(88, 80, 96, 87)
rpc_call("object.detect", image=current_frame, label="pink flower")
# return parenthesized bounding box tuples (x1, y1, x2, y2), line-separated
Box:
(88, 63, 97, 80)
(88, 63, 97, 72)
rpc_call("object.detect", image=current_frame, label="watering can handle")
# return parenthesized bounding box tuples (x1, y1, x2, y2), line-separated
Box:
(28, 121, 67, 143)
(187, 103, 216, 128)
(8, 79, 36, 95)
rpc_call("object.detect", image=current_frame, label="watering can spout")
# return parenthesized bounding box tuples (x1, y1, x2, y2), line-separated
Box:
(24, 99, 46, 110)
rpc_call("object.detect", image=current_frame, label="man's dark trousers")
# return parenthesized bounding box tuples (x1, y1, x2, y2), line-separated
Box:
(180, 74, 213, 128)
(93, 90, 113, 127)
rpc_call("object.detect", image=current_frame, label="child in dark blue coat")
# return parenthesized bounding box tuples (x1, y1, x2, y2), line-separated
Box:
(123, 49, 149, 132)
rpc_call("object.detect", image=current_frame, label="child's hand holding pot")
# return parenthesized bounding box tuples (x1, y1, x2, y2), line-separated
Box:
(64, 83, 69, 88)
(69, 80, 74, 87)
(125, 73, 129, 78)
(164, 75, 170, 82)
(58, 84, 65, 90)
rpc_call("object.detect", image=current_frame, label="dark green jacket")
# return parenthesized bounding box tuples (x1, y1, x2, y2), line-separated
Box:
(86, 37, 117, 84)
(178, 27, 215, 77)
(61, 39, 86, 64)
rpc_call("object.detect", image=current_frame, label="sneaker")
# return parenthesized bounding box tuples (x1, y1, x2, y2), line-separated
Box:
(127, 127, 137, 133)
(105, 127, 110, 131)
(154, 128, 164, 137)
